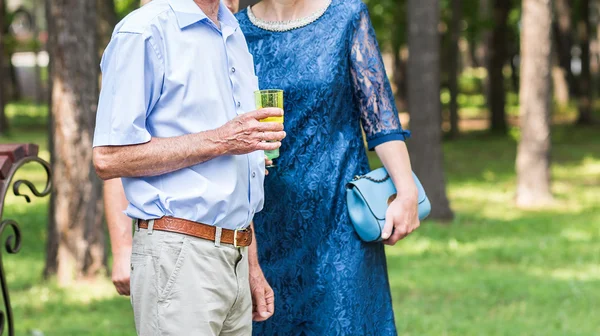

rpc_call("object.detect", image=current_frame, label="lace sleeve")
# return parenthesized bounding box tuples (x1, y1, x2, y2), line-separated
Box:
(350, 6, 411, 150)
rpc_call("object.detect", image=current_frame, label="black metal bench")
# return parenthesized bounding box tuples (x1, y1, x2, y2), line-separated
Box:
(0, 144, 51, 336)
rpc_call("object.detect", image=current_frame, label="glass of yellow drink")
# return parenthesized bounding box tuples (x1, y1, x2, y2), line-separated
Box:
(255, 89, 284, 167)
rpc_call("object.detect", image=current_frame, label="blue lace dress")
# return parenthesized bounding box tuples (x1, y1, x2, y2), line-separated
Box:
(237, 1, 411, 334)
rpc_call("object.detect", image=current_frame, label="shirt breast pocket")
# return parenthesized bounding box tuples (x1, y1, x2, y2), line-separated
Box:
(239, 74, 259, 113)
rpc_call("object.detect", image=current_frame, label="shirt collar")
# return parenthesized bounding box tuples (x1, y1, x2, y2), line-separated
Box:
(169, 0, 239, 29)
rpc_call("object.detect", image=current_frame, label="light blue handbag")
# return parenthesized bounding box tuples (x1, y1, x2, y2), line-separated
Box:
(346, 167, 431, 242)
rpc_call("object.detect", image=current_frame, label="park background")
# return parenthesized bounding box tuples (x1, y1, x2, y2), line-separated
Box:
(0, 0, 599, 335)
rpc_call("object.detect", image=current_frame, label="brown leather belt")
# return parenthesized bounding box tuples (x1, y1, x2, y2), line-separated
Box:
(138, 217, 252, 247)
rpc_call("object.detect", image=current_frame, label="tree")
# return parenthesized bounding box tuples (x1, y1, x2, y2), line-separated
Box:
(408, 0, 454, 220)
(576, 0, 593, 125)
(98, 0, 118, 59)
(0, 0, 5, 135)
(391, 1, 407, 110)
(0, 0, 8, 134)
(516, 0, 553, 207)
(487, 0, 511, 134)
(552, 0, 575, 104)
(448, 0, 461, 138)
(44, 0, 105, 284)
(1, 4, 21, 103)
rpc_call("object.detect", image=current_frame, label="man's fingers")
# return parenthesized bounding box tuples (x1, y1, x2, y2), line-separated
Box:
(252, 286, 266, 310)
(253, 287, 270, 320)
(265, 291, 275, 315)
(114, 280, 130, 296)
(257, 303, 269, 318)
(262, 131, 286, 142)
(256, 121, 285, 132)
(250, 108, 284, 121)
(253, 288, 274, 322)
(257, 141, 281, 151)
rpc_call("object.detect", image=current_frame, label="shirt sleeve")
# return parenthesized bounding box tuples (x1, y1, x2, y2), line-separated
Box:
(93, 31, 164, 147)
(350, 5, 411, 150)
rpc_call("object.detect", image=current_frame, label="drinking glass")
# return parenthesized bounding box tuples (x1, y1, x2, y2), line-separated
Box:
(255, 89, 284, 167)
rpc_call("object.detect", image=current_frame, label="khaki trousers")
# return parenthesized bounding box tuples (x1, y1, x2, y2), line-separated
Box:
(130, 225, 251, 336)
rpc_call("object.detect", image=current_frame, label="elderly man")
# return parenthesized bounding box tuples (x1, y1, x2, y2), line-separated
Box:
(93, 0, 282, 334)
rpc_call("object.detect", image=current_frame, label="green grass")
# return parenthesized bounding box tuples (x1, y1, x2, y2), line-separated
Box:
(4, 102, 48, 129)
(1, 108, 599, 335)
(369, 127, 600, 336)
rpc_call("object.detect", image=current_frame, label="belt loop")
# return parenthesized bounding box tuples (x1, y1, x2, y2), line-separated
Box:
(147, 219, 155, 235)
(214, 227, 222, 247)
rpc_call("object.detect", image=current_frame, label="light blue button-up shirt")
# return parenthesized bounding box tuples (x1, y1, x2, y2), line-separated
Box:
(93, 0, 264, 230)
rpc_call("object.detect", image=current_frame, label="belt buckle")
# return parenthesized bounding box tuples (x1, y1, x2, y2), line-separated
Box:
(233, 228, 247, 248)
(233, 229, 240, 248)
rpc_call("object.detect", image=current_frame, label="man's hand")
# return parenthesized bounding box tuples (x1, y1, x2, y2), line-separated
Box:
(112, 248, 132, 296)
(265, 156, 273, 175)
(249, 266, 275, 321)
(381, 192, 420, 245)
(216, 108, 286, 156)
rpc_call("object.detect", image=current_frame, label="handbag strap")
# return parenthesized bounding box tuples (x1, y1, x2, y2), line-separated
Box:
(352, 174, 391, 183)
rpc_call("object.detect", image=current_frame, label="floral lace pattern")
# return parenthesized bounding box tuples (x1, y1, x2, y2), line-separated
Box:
(350, 7, 410, 147)
(237, 1, 408, 334)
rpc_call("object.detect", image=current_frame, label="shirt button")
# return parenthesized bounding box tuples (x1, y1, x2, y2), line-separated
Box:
(252, 172, 256, 178)
(231, 67, 236, 73)
(237, 101, 241, 108)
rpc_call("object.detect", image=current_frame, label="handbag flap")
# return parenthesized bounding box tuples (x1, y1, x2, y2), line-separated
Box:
(346, 167, 428, 220)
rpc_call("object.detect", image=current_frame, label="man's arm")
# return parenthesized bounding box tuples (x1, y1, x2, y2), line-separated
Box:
(93, 108, 285, 180)
(105, 178, 133, 296)
(248, 221, 274, 321)
(375, 140, 420, 245)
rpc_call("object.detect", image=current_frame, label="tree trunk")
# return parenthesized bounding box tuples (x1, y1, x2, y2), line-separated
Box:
(408, 0, 454, 221)
(509, 51, 519, 92)
(44, 0, 105, 284)
(576, 0, 593, 125)
(97, 0, 118, 60)
(0, 0, 8, 134)
(448, 0, 461, 138)
(475, 0, 491, 69)
(552, 53, 570, 106)
(33, 17, 44, 105)
(0, 0, 5, 135)
(552, 0, 576, 98)
(392, 46, 407, 111)
(7, 60, 20, 101)
(516, 0, 553, 207)
(392, 2, 407, 111)
(487, 0, 510, 134)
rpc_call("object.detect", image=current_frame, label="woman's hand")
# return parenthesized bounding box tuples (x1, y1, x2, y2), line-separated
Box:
(374, 140, 420, 245)
(381, 192, 420, 245)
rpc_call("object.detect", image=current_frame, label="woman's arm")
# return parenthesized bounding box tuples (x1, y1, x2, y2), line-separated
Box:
(375, 141, 420, 245)
(349, 4, 420, 245)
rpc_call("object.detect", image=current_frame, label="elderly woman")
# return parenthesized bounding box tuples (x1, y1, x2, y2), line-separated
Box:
(236, 0, 419, 334)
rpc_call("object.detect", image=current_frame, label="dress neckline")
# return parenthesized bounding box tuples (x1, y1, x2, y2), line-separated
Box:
(246, 0, 332, 32)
